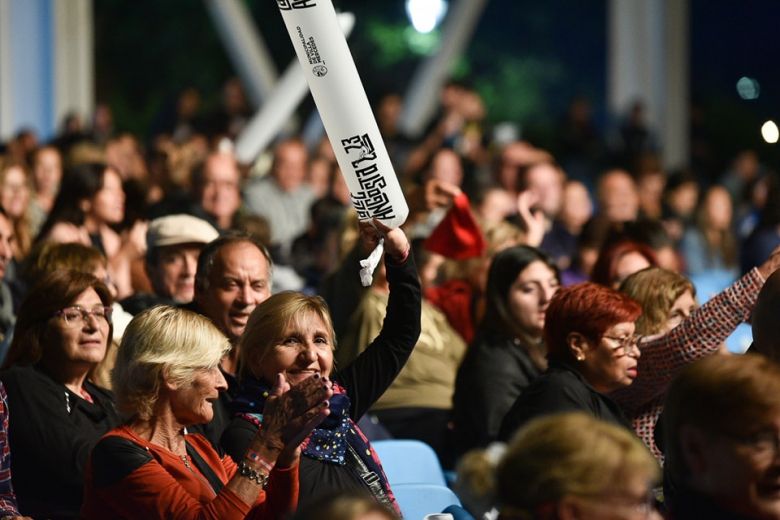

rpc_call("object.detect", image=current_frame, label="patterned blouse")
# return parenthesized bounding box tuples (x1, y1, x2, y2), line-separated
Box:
(0, 381, 20, 516)
(610, 268, 764, 461)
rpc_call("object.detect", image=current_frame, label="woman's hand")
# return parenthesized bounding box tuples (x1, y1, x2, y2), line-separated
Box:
(258, 373, 332, 464)
(359, 219, 410, 263)
(758, 244, 780, 280)
(516, 190, 546, 248)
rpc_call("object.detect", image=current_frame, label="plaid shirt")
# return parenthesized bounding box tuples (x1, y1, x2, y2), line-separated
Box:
(611, 268, 764, 461)
(0, 382, 20, 516)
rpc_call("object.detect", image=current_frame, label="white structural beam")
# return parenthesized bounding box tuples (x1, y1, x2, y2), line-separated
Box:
(608, 0, 689, 168)
(398, 0, 489, 138)
(53, 0, 93, 131)
(235, 12, 354, 164)
(0, 0, 13, 139)
(0, 0, 93, 141)
(203, 0, 279, 108)
(662, 0, 689, 169)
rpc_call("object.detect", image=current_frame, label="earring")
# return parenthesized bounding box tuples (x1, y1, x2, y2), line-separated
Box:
(576, 354, 585, 361)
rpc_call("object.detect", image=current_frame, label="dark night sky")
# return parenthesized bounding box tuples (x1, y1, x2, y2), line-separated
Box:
(94, 0, 780, 169)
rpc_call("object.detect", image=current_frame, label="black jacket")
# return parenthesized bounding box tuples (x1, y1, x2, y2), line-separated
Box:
(0, 365, 120, 519)
(452, 331, 542, 455)
(670, 487, 757, 520)
(498, 361, 630, 441)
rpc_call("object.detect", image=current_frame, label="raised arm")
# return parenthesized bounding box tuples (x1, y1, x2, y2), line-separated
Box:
(611, 247, 780, 413)
(335, 221, 422, 419)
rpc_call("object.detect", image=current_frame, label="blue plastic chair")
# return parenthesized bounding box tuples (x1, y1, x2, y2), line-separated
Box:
(372, 439, 446, 486)
(689, 269, 753, 353)
(392, 484, 462, 520)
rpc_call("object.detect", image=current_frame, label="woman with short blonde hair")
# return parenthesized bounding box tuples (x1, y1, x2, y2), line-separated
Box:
(497, 413, 660, 520)
(112, 306, 231, 420)
(82, 305, 333, 519)
(222, 222, 420, 512)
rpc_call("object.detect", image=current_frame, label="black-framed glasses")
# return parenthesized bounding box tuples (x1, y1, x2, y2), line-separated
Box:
(54, 305, 113, 327)
(602, 334, 642, 357)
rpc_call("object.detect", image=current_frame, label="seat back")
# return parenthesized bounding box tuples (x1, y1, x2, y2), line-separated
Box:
(373, 439, 446, 486)
(392, 484, 462, 520)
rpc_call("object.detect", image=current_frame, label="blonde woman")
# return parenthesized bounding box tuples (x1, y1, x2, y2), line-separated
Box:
(82, 306, 333, 519)
(614, 247, 780, 460)
(222, 223, 420, 512)
(497, 413, 661, 520)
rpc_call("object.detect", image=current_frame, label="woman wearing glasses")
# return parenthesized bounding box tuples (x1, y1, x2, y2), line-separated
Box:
(498, 282, 642, 441)
(0, 270, 120, 518)
(497, 413, 661, 520)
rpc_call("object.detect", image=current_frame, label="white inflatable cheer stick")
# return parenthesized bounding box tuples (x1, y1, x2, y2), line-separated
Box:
(275, 0, 409, 231)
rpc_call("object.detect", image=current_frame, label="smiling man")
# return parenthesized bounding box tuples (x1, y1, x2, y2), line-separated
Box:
(193, 233, 272, 360)
(189, 232, 272, 447)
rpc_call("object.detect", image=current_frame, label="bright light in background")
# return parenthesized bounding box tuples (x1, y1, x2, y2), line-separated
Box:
(736, 76, 760, 100)
(406, 0, 448, 34)
(761, 120, 779, 144)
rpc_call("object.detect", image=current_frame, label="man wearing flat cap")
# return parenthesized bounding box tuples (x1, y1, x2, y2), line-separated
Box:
(121, 214, 219, 314)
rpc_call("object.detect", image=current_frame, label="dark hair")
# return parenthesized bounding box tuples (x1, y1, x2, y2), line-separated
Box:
(590, 240, 658, 287)
(4, 270, 113, 367)
(619, 219, 675, 251)
(545, 282, 641, 364)
(23, 241, 106, 284)
(481, 246, 559, 369)
(35, 162, 112, 242)
(194, 231, 272, 294)
(481, 245, 559, 340)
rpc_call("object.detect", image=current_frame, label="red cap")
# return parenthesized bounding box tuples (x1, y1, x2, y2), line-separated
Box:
(424, 192, 486, 259)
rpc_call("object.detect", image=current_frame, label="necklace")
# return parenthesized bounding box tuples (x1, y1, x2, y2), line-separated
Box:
(180, 454, 191, 469)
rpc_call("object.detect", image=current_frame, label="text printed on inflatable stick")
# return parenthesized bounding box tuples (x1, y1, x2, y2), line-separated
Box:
(276, 0, 317, 10)
(342, 134, 396, 220)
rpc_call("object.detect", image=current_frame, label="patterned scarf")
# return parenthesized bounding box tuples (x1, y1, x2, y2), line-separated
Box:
(230, 375, 398, 512)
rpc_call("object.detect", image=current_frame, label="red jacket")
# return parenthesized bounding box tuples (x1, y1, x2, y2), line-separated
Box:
(81, 425, 298, 520)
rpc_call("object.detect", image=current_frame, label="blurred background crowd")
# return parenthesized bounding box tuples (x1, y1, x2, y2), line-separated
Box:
(0, 0, 779, 519)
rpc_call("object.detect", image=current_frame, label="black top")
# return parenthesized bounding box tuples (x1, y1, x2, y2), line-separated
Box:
(498, 361, 630, 442)
(670, 488, 756, 520)
(0, 364, 120, 519)
(221, 254, 422, 507)
(452, 331, 542, 455)
(119, 292, 178, 316)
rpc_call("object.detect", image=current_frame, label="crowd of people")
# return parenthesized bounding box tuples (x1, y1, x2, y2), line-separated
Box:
(0, 76, 778, 519)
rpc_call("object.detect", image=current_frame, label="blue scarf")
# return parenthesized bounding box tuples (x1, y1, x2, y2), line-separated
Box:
(230, 375, 398, 509)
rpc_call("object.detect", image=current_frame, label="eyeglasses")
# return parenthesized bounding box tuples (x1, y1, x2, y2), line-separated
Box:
(602, 334, 642, 357)
(54, 305, 112, 327)
(729, 430, 780, 460)
(576, 490, 658, 520)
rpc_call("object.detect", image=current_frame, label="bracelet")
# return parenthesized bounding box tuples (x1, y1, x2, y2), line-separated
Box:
(245, 449, 275, 474)
(238, 460, 270, 488)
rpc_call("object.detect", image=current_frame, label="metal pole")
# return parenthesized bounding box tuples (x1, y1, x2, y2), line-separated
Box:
(235, 12, 355, 164)
(398, 0, 489, 138)
(203, 0, 278, 108)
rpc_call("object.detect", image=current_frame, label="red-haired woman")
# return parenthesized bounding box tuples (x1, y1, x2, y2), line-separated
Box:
(590, 240, 658, 288)
(498, 282, 642, 440)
